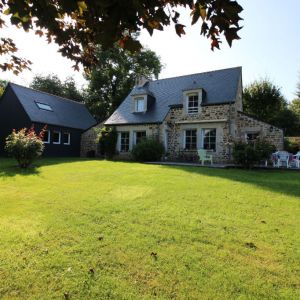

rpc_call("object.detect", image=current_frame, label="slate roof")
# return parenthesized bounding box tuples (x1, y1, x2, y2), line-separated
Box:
(105, 67, 242, 125)
(9, 83, 96, 130)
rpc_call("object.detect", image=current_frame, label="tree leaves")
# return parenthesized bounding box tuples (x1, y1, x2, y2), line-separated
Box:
(0, 0, 243, 73)
(175, 24, 186, 37)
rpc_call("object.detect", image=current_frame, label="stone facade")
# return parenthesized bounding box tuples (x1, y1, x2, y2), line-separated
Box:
(164, 104, 235, 162)
(80, 107, 283, 162)
(113, 123, 162, 160)
(235, 111, 283, 150)
(80, 123, 103, 157)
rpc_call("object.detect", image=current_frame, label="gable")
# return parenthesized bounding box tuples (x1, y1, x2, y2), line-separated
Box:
(105, 67, 242, 125)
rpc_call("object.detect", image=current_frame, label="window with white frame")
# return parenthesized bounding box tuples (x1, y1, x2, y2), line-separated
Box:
(120, 132, 130, 152)
(63, 132, 71, 145)
(53, 131, 61, 144)
(187, 93, 199, 114)
(42, 130, 50, 144)
(135, 131, 146, 144)
(185, 129, 197, 150)
(202, 129, 216, 151)
(135, 97, 145, 112)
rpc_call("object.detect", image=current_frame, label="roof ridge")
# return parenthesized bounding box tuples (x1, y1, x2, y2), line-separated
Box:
(9, 82, 85, 106)
(151, 66, 242, 83)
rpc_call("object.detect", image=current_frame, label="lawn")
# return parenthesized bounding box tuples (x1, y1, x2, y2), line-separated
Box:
(0, 158, 299, 299)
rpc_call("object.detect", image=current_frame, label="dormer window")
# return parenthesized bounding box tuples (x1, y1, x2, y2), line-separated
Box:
(187, 94, 199, 114)
(184, 89, 203, 115)
(134, 96, 145, 112)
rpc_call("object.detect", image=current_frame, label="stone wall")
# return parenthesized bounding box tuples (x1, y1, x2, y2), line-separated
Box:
(164, 104, 234, 162)
(113, 123, 162, 160)
(80, 123, 103, 157)
(236, 111, 284, 150)
(80, 105, 284, 161)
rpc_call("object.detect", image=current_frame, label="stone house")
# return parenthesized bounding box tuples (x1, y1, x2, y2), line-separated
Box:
(82, 67, 283, 162)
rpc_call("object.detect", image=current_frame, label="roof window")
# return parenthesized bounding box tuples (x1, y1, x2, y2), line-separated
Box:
(35, 102, 53, 111)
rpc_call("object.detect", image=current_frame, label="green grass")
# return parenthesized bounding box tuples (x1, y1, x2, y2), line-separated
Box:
(0, 158, 299, 299)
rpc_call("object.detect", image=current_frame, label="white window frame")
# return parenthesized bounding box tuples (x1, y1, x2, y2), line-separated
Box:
(134, 97, 145, 113)
(184, 129, 197, 150)
(119, 132, 130, 152)
(201, 128, 217, 152)
(184, 89, 202, 115)
(134, 131, 147, 145)
(43, 130, 50, 144)
(63, 132, 71, 145)
(187, 93, 199, 114)
(52, 131, 61, 144)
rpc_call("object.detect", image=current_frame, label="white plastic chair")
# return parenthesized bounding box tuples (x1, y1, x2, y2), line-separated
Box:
(293, 151, 300, 168)
(273, 151, 290, 168)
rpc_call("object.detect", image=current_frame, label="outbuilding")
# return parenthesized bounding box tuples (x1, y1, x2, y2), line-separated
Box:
(0, 83, 96, 157)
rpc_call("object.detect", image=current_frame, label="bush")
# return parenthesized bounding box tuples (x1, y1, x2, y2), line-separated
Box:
(5, 126, 45, 168)
(232, 138, 276, 168)
(284, 137, 300, 153)
(98, 126, 118, 159)
(131, 139, 164, 162)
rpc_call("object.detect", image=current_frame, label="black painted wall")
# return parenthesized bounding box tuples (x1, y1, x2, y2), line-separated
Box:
(0, 85, 32, 156)
(34, 123, 82, 157)
(0, 85, 83, 157)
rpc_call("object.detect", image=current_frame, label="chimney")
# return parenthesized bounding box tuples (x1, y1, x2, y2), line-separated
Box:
(135, 75, 149, 87)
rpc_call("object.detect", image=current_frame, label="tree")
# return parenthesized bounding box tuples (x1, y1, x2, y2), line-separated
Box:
(30, 74, 84, 102)
(0, 0, 243, 74)
(290, 99, 300, 121)
(243, 79, 300, 136)
(243, 79, 287, 123)
(0, 79, 7, 96)
(290, 76, 300, 119)
(84, 45, 163, 121)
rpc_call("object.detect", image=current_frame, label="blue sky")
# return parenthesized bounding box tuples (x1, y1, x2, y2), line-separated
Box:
(1, 0, 300, 101)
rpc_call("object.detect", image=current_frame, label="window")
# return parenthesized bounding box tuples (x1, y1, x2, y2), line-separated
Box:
(63, 132, 70, 145)
(135, 97, 145, 112)
(42, 130, 50, 144)
(36, 102, 53, 111)
(202, 129, 216, 151)
(120, 132, 130, 152)
(135, 131, 146, 144)
(187, 94, 199, 114)
(53, 131, 61, 144)
(185, 129, 197, 150)
(246, 132, 259, 141)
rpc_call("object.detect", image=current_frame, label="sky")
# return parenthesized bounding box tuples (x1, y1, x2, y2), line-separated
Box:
(1, 0, 300, 102)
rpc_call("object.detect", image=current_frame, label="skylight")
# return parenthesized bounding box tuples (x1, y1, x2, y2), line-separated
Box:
(36, 102, 53, 111)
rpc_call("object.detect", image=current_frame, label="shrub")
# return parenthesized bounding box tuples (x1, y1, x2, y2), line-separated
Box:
(232, 142, 259, 168)
(98, 126, 118, 159)
(232, 138, 276, 168)
(5, 126, 45, 168)
(132, 139, 164, 162)
(284, 137, 300, 153)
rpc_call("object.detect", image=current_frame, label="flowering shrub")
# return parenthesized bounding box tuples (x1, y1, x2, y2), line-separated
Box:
(5, 126, 46, 168)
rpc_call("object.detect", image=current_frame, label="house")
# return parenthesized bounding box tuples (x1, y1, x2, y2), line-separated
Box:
(0, 83, 96, 157)
(84, 67, 284, 163)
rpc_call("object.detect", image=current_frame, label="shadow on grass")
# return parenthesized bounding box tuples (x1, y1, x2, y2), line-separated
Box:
(158, 164, 300, 199)
(0, 157, 99, 177)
